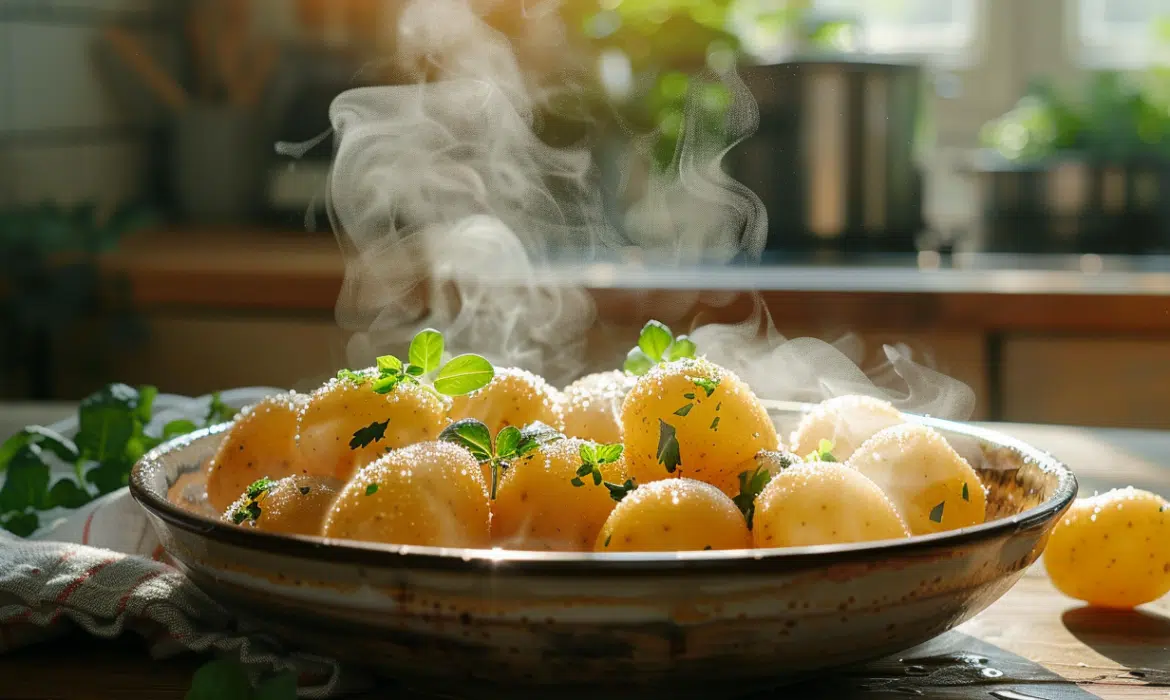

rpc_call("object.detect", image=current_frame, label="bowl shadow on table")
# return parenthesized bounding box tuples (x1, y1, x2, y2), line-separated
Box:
(1061, 606, 1170, 685)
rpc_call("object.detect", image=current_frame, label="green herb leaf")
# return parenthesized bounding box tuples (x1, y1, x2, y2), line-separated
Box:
(365, 483, 379, 496)
(438, 419, 494, 462)
(603, 533, 612, 547)
(623, 348, 655, 376)
(710, 417, 720, 432)
(75, 384, 139, 464)
(579, 443, 599, 465)
(376, 355, 403, 374)
(515, 421, 564, 456)
(495, 426, 522, 459)
(571, 477, 585, 487)
(929, 501, 945, 523)
(336, 368, 366, 386)
(692, 377, 720, 398)
(349, 419, 390, 450)
(409, 329, 445, 375)
(1, 511, 39, 537)
(299, 486, 311, 496)
(0, 446, 51, 513)
(254, 671, 298, 700)
(230, 501, 262, 525)
(0, 426, 79, 467)
(245, 478, 275, 499)
(674, 403, 694, 417)
(371, 375, 400, 394)
(683, 393, 696, 400)
(594, 443, 624, 464)
(405, 364, 426, 377)
(806, 438, 837, 463)
(433, 354, 495, 396)
(962, 482, 970, 502)
(575, 462, 594, 478)
(185, 659, 254, 700)
(637, 320, 674, 361)
(665, 336, 697, 361)
(656, 419, 681, 473)
(603, 478, 638, 503)
(732, 465, 775, 529)
(163, 419, 199, 440)
(205, 392, 238, 426)
(48, 479, 92, 509)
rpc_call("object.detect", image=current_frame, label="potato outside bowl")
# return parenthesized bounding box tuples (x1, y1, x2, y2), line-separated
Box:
(130, 403, 1077, 697)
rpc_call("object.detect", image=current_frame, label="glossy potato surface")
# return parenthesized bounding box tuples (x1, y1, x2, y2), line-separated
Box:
(1045, 487, 1170, 608)
(620, 359, 778, 495)
(848, 424, 986, 536)
(597, 478, 751, 552)
(298, 376, 451, 482)
(560, 370, 638, 444)
(223, 474, 341, 536)
(493, 438, 626, 551)
(753, 462, 910, 548)
(449, 367, 564, 435)
(206, 393, 306, 513)
(789, 394, 904, 461)
(322, 441, 490, 547)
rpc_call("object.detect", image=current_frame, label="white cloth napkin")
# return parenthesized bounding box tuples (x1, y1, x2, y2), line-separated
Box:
(0, 389, 365, 697)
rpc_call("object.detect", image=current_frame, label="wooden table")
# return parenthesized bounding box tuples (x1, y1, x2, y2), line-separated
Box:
(0, 418, 1167, 699)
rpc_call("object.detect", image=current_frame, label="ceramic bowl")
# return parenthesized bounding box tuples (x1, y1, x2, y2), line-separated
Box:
(130, 404, 1077, 697)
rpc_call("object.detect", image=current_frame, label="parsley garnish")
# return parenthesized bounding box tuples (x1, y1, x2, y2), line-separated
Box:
(439, 419, 564, 499)
(623, 320, 699, 375)
(656, 419, 682, 473)
(230, 478, 274, 525)
(929, 501, 945, 523)
(603, 478, 638, 503)
(335, 328, 494, 398)
(674, 404, 694, 417)
(365, 483, 379, 496)
(350, 419, 389, 450)
(710, 417, 720, 432)
(961, 482, 970, 502)
(604, 534, 612, 548)
(299, 486, 311, 496)
(570, 443, 625, 488)
(805, 439, 838, 462)
(246, 478, 274, 499)
(733, 464, 775, 529)
(692, 377, 720, 398)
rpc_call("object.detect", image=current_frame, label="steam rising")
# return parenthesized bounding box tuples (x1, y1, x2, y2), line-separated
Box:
(326, 0, 974, 418)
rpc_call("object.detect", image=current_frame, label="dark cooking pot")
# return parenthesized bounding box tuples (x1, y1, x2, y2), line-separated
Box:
(728, 58, 927, 252)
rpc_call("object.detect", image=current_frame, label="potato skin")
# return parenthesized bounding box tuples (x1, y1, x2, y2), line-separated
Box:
(449, 367, 564, 435)
(596, 478, 752, 552)
(297, 375, 451, 482)
(560, 371, 638, 444)
(223, 475, 341, 536)
(847, 424, 986, 536)
(322, 441, 490, 548)
(1044, 487, 1170, 609)
(206, 393, 307, 513)
(493, 438, 626, 551)
(790, 394, 904, 461)
(753, 462, 910, 548)
(620, 358, 779, 496)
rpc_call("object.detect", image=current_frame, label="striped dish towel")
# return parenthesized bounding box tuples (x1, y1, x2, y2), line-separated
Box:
(0, 390, 366, 697)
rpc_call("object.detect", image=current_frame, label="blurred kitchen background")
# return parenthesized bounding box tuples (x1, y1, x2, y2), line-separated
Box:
(2, 0, 1170, 429)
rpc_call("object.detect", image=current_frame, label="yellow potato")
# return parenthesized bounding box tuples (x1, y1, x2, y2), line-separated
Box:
(847, 423, 987, 536)
(206, 393, 307, 513)
(449, 367, 564, 435)
(493, 438, 626, 551)
(297, 374, 451, 482)
(718, 449, 803, 498)
(620, 358, 779, 494)
(322, 441, 490, 547)
(753, 463, 910, 548)
(790, 394, 904, 461)
(223, 475, 341, 536)
(560, 371, 638, 444)
(596, 478, 751, 552)
(1045, 487, 1170, 609)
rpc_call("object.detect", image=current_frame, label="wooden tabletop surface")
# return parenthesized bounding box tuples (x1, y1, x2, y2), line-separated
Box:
(0, 420, 1167, 699)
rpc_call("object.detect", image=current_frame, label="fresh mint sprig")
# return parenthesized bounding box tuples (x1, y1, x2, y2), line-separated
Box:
(337, 328, 494, 397)
(569, 442, 625, 488)
(805, 438, 838, 463)
(439, 419, 563, 498)
(623, 320, 698, 375)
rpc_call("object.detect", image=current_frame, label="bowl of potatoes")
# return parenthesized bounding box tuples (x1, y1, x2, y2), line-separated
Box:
(131, 323, 1077, 696)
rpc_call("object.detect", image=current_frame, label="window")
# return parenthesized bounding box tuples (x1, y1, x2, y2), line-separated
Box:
(1076, 0, 1170, 67)
(811, 0, 979, 59)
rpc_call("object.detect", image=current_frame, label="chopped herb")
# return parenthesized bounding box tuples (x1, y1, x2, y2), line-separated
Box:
(929, 501, 945, 523)
(571, 442, 625, 490)
(365, 483, 379, 496)
(604, 534, 612, 548)
(336, 368, 366, 386)
(716, 402, 721, 411)
(732, 464, 775, 529)
(805, 438, 837, 463)
(231, 500, 262, 525)
(350, 419, 390, 450)
(692, 377, 720, 398)
(299, 486, 311, 496)
(710, 417, 720, 432)
(962, 482, 970, 502)
(656, 420, 682, 473)
(623, 320, 700, 375)
(674, 403, 694, 417)
(441, 418, 566, 500)
(683, 393, 696, 400)
(703, 545, 713, 551)
(603, 478, 638, 502)
(245, 478, 275, 500)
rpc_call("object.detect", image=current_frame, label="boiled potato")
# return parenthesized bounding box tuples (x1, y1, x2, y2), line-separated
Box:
(560, 370, 638, 444)
(596, 478, 751, 552)
(620, 358, 778, 495)
(322, 441, 490, 548)
(1045, 487, 1170, 609)
(848, 423, 986, 536)
(297, 374, 451, 482)
(206, 393, 307, 513)
(753, 463, 910, 548)
(718, 449, 803, 498)
(223, 474, 341, 536)
(790, 394, 904, 461)
(493, 438, 626, 551)
(449, 367, 564, 434)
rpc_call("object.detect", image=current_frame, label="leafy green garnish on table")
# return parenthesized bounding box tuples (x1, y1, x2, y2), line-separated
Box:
(439, 419, 563, 499)
(336, 328, 495, 397)
(186, 659, 297, 700)
(623, 320, 698, 375)
(1, 384, 234, 536)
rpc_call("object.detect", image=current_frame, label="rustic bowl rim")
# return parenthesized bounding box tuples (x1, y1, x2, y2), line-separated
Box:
(129, 401, 1078, 576)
